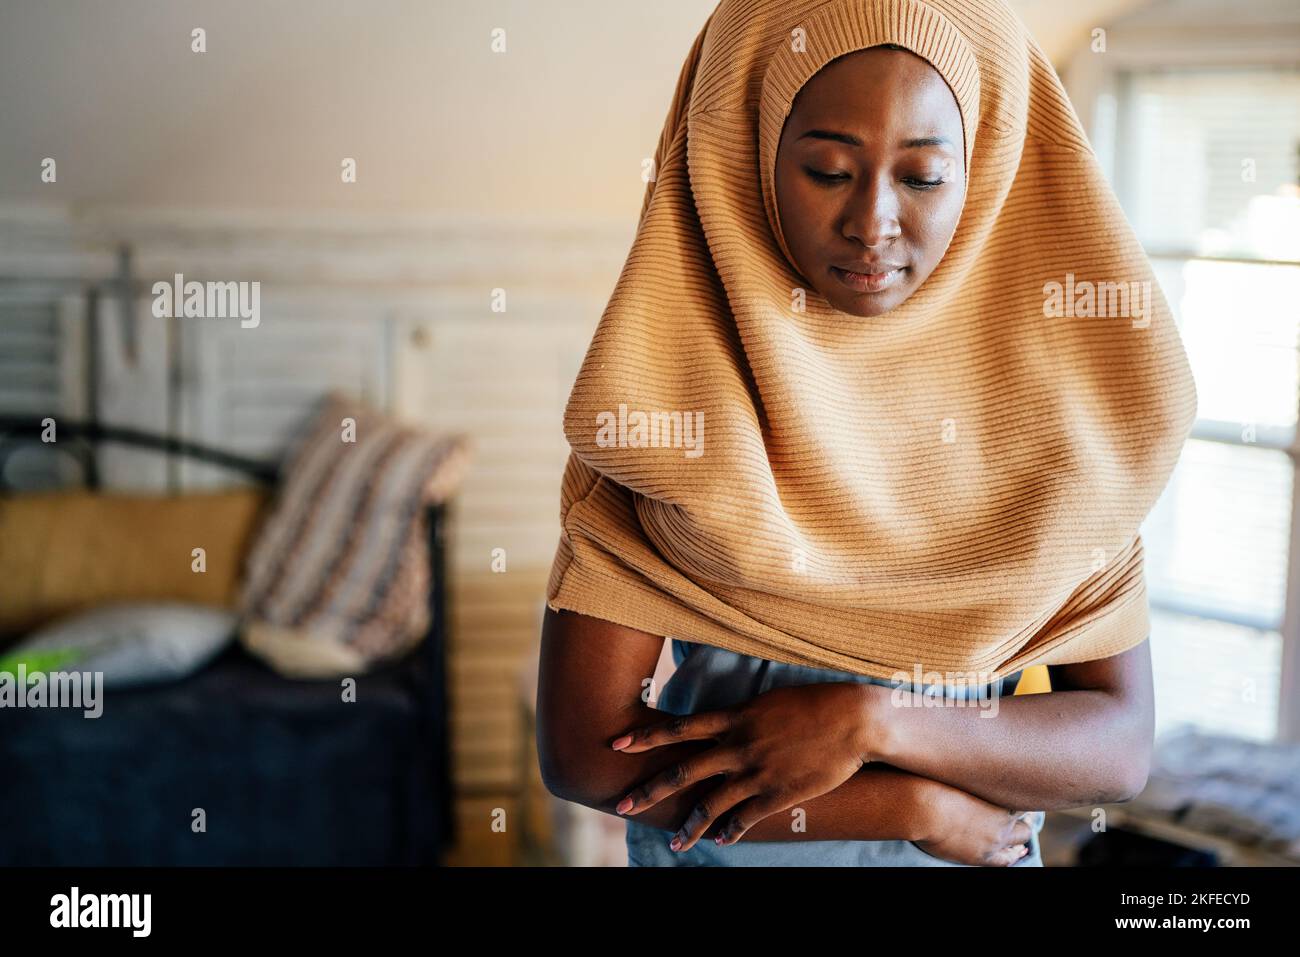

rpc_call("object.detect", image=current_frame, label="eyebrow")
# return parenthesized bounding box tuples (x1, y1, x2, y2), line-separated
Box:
(796, 129, 954, 150)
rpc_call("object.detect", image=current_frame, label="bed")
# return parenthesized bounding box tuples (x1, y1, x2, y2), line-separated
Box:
(0, 418, 455, 865)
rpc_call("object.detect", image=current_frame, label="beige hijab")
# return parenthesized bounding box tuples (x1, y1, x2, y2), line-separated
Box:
(546, 0, 1198, 681)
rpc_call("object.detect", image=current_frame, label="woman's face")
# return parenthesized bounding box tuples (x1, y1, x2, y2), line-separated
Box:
(774, 47, 966, 317)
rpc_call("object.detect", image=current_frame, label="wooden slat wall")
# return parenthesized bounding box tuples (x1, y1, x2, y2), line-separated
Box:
(0, 289, 87, 488)
(395, 299, 607, 861)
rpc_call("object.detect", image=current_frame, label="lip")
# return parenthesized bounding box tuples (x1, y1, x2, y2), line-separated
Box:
(831, 264, 906, 294)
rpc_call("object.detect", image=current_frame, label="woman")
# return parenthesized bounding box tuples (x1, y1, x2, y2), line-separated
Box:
(537, 0, 1197, 867)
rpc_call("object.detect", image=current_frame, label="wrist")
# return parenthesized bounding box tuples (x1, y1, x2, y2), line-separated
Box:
(906, 775, 947, 843)
(854, 682, 899, 765)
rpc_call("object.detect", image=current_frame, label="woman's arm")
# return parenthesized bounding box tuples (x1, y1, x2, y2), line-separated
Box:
(864, 641, 1156, 811)
(537, 607, 944, 842)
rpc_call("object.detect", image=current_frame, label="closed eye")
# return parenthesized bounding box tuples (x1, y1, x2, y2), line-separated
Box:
(804, 166, 948, 191)
(804, 166, 849, 184)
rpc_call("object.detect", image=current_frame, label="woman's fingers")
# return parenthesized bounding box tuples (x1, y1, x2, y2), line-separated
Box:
(615, 749, 742, 816)
(994, 810, 1034, 865)
(712, 793, 784, 846)
(610, 709, 734, 752)
(989, 843, 1030, 866)
(669, 776, 760, 853)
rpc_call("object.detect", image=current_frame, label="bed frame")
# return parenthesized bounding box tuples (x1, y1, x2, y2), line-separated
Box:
(0, 415, 455, 865)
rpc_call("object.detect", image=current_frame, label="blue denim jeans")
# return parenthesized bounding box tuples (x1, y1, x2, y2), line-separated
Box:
(624, 639, 1046, 867)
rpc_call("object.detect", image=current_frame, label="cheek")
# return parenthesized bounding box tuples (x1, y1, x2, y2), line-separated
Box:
(776, 186, 836, 280)
(777, 177, 823, 241)
(908, 193, 964, 263)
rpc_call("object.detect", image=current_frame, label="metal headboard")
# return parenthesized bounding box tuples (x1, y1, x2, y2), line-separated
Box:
(0, 417, 278, 488)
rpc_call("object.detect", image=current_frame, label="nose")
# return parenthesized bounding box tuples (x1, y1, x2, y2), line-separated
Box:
(840, 174, 901, 248)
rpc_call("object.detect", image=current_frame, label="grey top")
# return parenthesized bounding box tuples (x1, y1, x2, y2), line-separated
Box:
(624, 638, 1047, 866)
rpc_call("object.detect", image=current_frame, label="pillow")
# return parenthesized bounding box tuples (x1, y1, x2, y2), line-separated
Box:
(0, 602, 239, 690)
(0, 488, 269, 645)
(238, 394, 471, 679)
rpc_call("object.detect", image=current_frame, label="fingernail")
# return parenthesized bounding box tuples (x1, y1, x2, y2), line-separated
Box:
(611, 735, 632, 750)
(669, 835, 682, 851)
(616, 796, 633, 815)
(714, 833, 725, 845)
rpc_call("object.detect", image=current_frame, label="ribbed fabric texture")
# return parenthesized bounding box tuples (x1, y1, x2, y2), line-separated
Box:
(546, 0, 1198, 680)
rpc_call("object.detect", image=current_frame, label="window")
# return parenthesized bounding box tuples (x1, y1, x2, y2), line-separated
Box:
(1107, 67, 1300, 742)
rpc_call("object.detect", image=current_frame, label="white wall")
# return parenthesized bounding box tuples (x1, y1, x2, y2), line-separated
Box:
(0, 0, 1156, 220)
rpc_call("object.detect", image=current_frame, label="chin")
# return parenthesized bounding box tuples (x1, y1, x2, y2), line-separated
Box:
(828, 289, 907, 318)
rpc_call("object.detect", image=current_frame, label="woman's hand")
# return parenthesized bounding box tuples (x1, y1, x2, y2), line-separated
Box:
(609, 682, 886, 852)
(910, 779, 1038, 866)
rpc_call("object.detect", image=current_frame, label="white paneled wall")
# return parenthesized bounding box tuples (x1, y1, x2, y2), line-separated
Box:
(178, 292, 394, 487)
(395, 295, 606, 795)
(93, 299, 171, 489)
(0, 285, 87, 488)
(397, 303, 594, 563)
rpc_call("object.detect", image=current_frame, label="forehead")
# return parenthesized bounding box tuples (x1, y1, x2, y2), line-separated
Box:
(787, 48, 963, 140)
